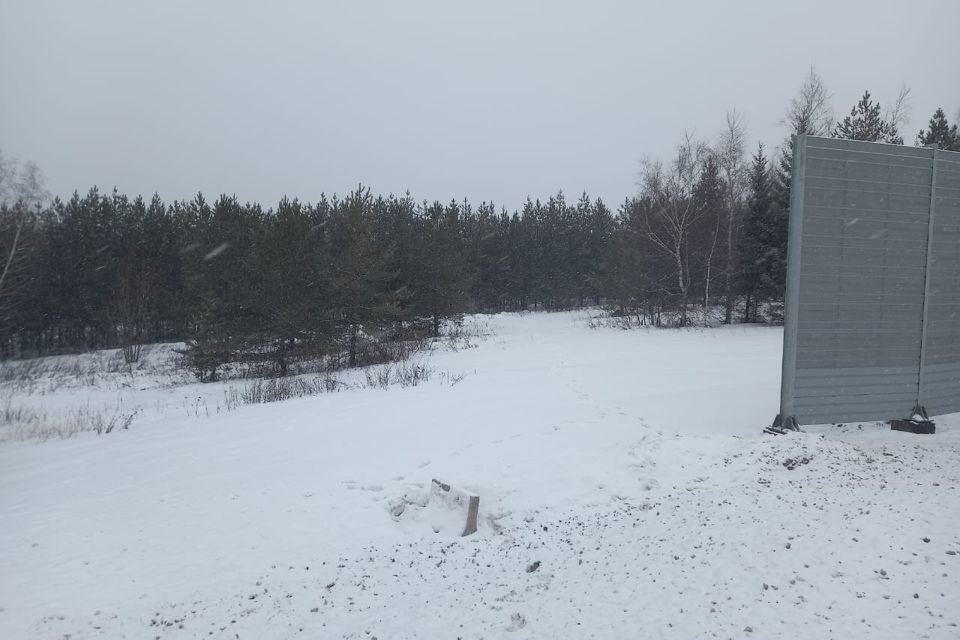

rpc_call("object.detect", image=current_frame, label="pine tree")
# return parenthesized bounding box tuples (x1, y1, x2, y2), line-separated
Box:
(916, 107, 960, 151)
(110, 194, 155, 363)
(539, 193, 576, 308)
(183, 194, 265, 380)
(833, 90, 902, 144)
(470, 203, 512, 312)
(141, 193, 185, 343)
(516, 199, 542, 308)
(507, 210, 534, 309)
(328, 186, 398, 367)
(254, 197, 334, 375)
(737, 143, 786, 321)
(411, 200, 473, 336)
(583, 197, 613, 306)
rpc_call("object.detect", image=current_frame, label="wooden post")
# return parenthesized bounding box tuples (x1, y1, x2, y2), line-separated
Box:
(431, 478, 480, 536)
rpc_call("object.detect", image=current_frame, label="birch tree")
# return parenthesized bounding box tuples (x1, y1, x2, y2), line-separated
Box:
(716, 110, 748, 324)
(777, 68, 832, 206)
(785, 68, 833, 139)
(0, 151, 48, 323)
(638, 133, 706, 327)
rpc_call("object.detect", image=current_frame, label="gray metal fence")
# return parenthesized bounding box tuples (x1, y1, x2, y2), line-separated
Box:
(780, 135, 960, 426)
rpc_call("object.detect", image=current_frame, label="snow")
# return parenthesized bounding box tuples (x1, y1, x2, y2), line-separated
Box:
(1, 311, 958, 639)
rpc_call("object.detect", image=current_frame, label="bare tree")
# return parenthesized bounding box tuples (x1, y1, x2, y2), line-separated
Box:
(784, 67, 833, 137)
(885, 83, 912, 133)
(0, 150, 12, 202)
(0, 151, 49, 329)
(638, 133, 707, 327)
(776, 68, 833, 223)
(716, 110, 747, 324)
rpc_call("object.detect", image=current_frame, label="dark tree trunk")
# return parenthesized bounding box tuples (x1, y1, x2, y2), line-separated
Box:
(348, 324, 358, 368)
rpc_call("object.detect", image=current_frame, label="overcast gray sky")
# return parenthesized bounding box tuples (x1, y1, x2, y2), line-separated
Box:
(1, 0, 958, 209)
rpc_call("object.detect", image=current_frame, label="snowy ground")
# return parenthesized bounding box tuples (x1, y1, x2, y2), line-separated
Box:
(1, 311, 958, 639)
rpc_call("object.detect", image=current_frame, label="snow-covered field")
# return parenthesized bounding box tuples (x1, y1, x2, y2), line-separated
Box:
(1, 311, 958, 639)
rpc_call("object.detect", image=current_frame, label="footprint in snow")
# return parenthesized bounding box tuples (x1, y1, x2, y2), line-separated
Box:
(506, 613, 527, 631)
(639, 478, 660, 492)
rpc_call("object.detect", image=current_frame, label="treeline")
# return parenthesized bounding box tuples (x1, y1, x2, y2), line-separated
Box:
(1, 76, 957, 379)
(0, 182, 781, 372)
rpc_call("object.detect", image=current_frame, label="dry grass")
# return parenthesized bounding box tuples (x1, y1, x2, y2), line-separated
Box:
(1, 399, 140, 442)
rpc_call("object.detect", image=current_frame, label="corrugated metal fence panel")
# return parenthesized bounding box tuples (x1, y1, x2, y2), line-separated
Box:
(783, 137, 928, 424)
(792, 366, 922, 424)
(919, 153, 960, 415)
(781, 137, 960, 425)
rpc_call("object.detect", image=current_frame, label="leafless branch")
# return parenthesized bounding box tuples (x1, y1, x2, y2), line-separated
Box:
(885, 83, 912, 131)
(783, 67, 833, 137)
